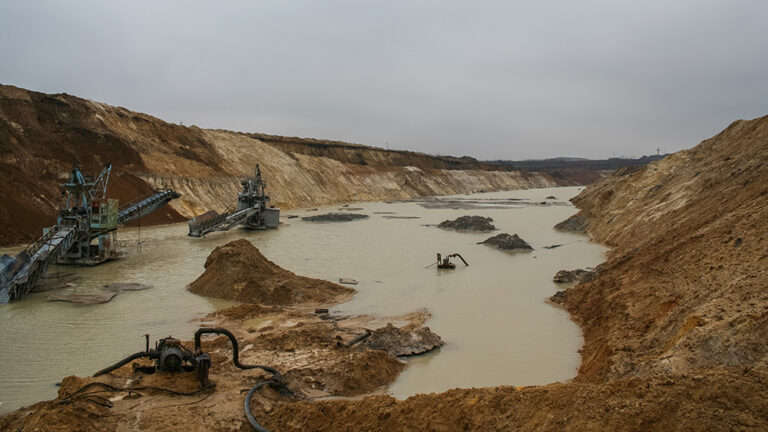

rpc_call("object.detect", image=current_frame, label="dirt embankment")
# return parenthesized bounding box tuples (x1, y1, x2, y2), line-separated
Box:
(0, 83, 570, 246)
(557, 115, 768, 382)
(188, 239, 354, 305)
(236, 116, 768, 431)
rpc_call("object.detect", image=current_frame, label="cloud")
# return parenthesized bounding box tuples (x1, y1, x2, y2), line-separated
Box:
(1, 0, 766, 159)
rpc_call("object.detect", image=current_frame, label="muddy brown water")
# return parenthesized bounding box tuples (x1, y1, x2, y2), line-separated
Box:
(0, 186, 605, 413)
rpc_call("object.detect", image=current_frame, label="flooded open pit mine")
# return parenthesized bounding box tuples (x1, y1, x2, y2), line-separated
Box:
(0, 186, 603, 422)
(1, 83, 767, 431)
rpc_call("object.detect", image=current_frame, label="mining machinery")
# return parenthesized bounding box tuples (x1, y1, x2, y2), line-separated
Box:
(0, 164, 180, 302)
(435, 253, 469, 269)
(188, 165, 279, 237)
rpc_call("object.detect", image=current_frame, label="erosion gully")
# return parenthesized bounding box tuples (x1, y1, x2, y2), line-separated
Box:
(0, 186, 605, 413)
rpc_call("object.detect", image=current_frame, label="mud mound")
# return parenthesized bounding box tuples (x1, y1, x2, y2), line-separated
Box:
(255, 324, 338, 351)
(479, 233, 532, 251)
(285, 350, 404, 396)
(358, 323, 444, 356)
(188, 239, 354, 305)
(553, 269, 596, 284)
(438, 215, 495, 231)
(302, 213, 368, 222)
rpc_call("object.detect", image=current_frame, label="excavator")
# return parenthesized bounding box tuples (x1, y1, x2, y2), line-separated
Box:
(434, 253, 469, 269)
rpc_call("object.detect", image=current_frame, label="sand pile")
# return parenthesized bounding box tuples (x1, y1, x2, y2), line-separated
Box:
(188, 239, 354, 305)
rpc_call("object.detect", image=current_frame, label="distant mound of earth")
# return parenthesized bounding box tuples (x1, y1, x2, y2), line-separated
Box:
(302, 213, 369, 222)
(479, 233, 533, 251)
(358, 323, 444, 357)
(188, 239, 354, 305)
(438, 215, 495, 231)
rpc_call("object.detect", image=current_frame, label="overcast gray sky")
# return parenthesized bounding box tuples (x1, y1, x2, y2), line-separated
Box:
(1, 1, 766, 160)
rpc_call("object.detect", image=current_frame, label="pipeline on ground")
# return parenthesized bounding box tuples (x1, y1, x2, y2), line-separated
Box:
(92, 326, 285, 431)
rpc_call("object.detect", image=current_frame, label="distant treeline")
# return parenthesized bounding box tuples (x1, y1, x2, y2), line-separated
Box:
(485, 155, 667, 172)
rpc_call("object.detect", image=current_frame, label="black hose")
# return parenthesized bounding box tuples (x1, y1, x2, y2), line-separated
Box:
(93, 351, 150, 377)
(342, 330, 371, 348)
(60, 381, 216, 408)
(244, 380, 276, 432)
(194, 327, 283, 381)
(453, 253, 469, 266)
(196, 328, 285, 431)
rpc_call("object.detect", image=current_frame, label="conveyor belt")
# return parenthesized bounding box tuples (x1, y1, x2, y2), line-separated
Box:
(188, 208, 254, 237)
(0, 226, 76, 302)
(118, 190, 180, 225)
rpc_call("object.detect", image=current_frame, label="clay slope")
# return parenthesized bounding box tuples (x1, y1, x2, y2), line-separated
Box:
(560, 115, 768, 382)
(0, 83, 562, 246)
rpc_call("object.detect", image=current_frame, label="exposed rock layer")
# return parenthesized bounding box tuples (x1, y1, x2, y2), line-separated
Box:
(4, 96, 767, 430)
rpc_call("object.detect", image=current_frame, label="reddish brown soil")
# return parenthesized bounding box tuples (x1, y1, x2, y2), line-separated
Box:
(0, 85, 190, 245)
(188, 239, 355, 305)
(257, 368, 768, 432)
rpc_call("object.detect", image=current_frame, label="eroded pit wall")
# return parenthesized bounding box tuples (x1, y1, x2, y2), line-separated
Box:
(0, 83, 562, 244)
(141, 165, 559, 219)
(139, 129, 560, 217)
